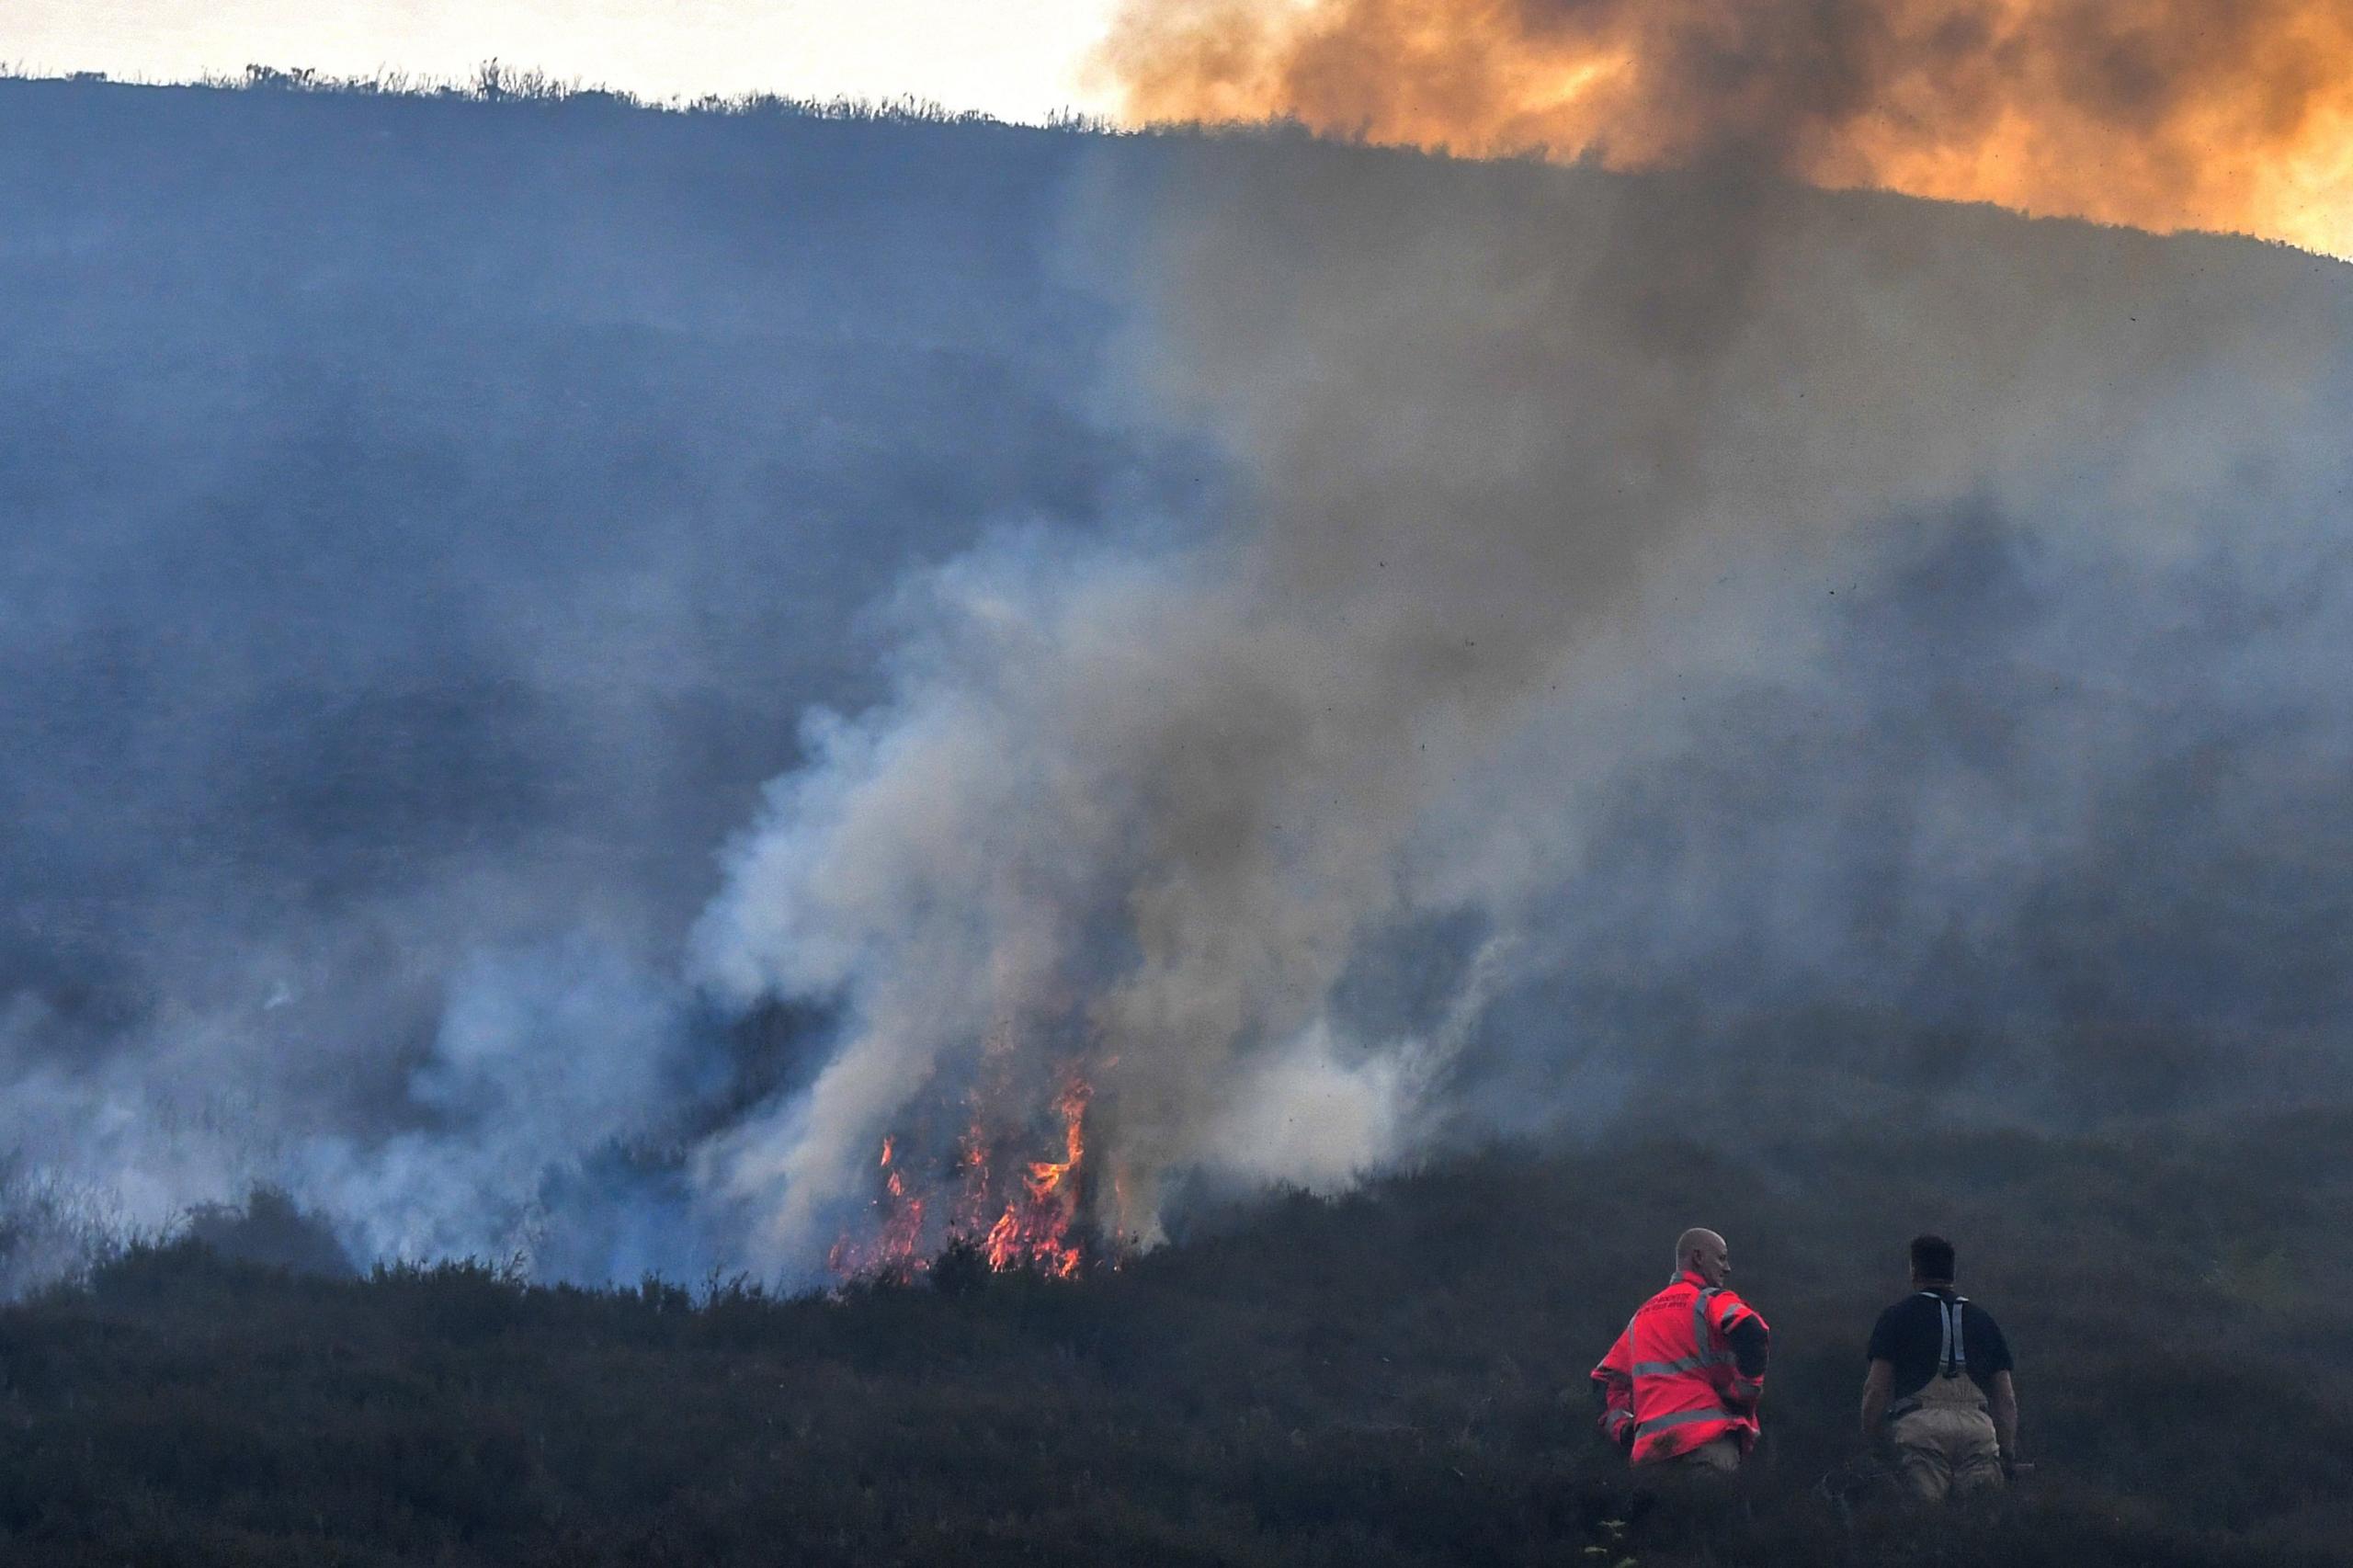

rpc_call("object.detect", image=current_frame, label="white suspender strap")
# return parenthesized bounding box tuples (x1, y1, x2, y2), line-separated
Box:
(1919, 1290, 1969, 1378)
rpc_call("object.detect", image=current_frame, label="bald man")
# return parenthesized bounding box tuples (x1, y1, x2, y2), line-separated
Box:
(1590, 1228, 1773, 1478)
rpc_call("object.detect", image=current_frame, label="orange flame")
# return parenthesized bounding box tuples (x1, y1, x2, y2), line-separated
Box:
(966, 1077, 1091, 1278)
(1098, 0, 2353, 258)
(827, 1132, 929, 1281)
(828, 1069, 1103, 1285)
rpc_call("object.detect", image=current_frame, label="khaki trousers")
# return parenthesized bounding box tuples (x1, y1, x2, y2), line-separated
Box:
(1889, 1381, 2003, 1503)
(1641, 1435, 1742, 1482)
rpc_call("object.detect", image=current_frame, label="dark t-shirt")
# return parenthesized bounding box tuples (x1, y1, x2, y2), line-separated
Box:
(1867, 1289, 2014, 1401)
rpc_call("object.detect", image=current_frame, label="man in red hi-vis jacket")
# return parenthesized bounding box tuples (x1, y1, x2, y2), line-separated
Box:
(1591, 1228, 1772, 1478)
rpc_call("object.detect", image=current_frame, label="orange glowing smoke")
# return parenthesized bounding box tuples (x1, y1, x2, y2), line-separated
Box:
(1099, 0, 2353, 257)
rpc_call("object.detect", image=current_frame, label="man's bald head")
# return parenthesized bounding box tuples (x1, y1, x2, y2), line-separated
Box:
(1676, 1227, 1731, 1287)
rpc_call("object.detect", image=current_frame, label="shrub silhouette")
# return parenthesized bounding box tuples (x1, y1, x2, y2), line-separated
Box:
(929, 1233, 992, 1299)
(0, 1114, 2341, 1565)
(182, 1187, 356, 1278)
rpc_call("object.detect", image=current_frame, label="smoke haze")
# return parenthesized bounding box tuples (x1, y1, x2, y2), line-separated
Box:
(698, 142, 2353, 1269)
(2, 77, 2348, 1286)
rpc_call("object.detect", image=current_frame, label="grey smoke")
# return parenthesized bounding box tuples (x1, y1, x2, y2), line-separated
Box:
(0, 80, 1198, 1283)
(693, 148, 2353, 1269)
(2, 79, 2348, 1286)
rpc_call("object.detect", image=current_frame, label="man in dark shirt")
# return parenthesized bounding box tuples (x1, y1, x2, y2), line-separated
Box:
(1859, 1234, 2020, 1501)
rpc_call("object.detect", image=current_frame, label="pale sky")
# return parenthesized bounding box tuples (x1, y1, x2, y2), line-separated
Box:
(3, 0, 1129, 122)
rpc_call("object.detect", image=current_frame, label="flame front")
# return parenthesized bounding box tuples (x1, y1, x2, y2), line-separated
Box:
(967, 1078, 1090, 1278)
(1098, 0, 2353, 259)
(828, 1073, 1099, 1284)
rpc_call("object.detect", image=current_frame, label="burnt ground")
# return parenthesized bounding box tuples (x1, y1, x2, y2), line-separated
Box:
(0, 1112, 2345, 1566)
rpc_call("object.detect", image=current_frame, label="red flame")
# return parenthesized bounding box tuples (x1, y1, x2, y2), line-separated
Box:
(968, 1078, 1090, 1278)
(826, 1131, 929, 1281)
(826, 1068, 1102, 1285)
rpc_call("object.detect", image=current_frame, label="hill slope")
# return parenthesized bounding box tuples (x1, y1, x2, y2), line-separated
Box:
(2, 1117, 2347, 1565)
(2, 76, 2350, 1292)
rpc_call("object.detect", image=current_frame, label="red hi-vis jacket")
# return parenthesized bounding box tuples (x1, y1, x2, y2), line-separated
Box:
(1590, 1271, 1769, 1464)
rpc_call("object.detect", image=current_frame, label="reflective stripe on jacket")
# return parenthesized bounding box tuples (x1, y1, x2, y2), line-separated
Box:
(1591, 1270, 1769, 1464)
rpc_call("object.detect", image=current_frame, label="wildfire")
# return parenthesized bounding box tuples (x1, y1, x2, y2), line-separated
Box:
(824, 1132, 927, 1279)
(827, 1072, 1100, 1284)
(975, 1079, 1091, 1278)
(1097, 0, 2353, 259)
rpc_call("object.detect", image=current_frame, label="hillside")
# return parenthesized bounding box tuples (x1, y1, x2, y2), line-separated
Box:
(0, 75, 1183, 952)
(2, 62, 2351, 1455)
(1, 1116, 2347, 1565)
